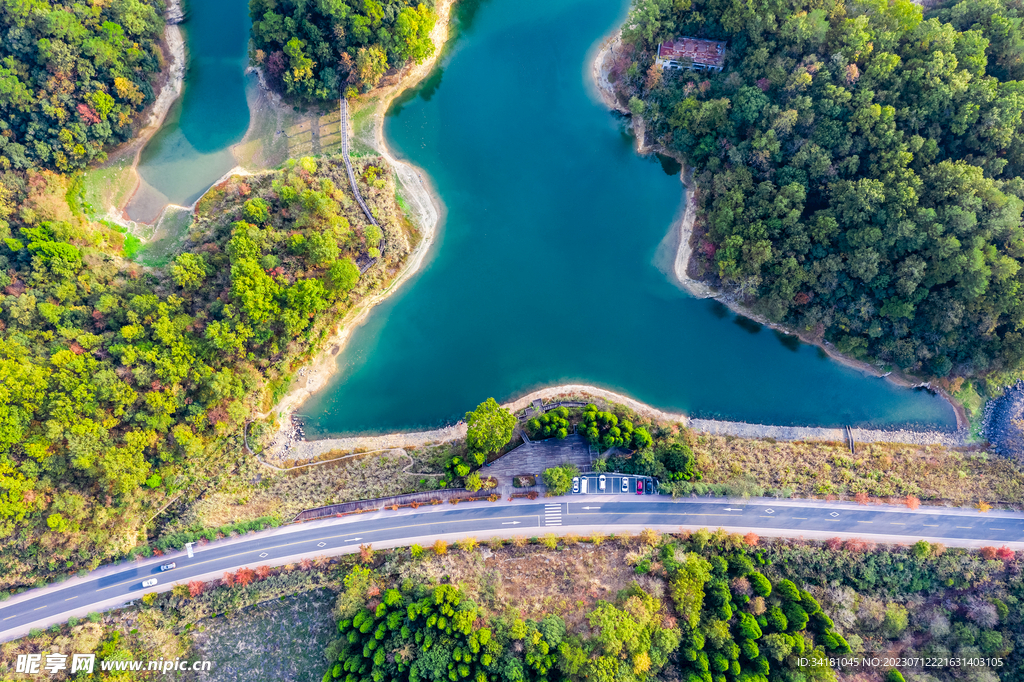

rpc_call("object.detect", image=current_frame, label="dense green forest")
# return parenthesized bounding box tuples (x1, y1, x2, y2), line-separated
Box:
(617, 0, 1024, 379)
(319, 533, 1022, 682)
(0, 0, 166, 172)
(248, 0, 437, 99)
(0, 155, 411, 589)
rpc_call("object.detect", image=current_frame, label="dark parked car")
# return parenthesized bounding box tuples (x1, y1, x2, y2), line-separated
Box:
(636, 478, 643, 495)
(644, 479, 653, 495)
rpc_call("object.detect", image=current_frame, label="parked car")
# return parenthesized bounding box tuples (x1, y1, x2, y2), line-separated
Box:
(598, 475, 606, 491)
(622, 477, 629, 493)
(580, 477, 589, 493)
(644, 479, 653, 495)
(572, 477, 579, 494)
(142, 578, 158, 588)
(159, 562, 176, 571)
(636, 478, 644, 495)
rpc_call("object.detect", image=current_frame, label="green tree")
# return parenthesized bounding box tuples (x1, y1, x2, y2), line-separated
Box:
(542, 465, 579, 496)
(325, 258, 360, 294)
(355, 45, 389, 90)
(170, 253, 209, 290)
(464, 398, 515, 460)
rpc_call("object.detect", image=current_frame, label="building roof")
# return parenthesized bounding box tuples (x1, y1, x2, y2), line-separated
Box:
(657, 38, 726, 67)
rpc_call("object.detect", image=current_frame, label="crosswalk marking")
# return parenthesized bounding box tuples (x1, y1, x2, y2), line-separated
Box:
(544, 505, 562, 527)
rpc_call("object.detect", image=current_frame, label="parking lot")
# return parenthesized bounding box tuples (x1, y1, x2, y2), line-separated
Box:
(572, 473, 657, 495)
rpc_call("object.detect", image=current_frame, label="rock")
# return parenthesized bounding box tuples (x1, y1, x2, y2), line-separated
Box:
(165, 0, 185, 24)
(984, 381, 1024, 459)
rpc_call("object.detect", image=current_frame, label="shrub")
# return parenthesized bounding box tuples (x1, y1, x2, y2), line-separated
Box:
(542, 465, 579, 495)
(511, 536, 528, 548)
(456, 537, 478, 552)
(748, 572, 771, 597)
(541, 533, 558, 549)
(433, 540, 448, 556)
(640, 528, 661, 546)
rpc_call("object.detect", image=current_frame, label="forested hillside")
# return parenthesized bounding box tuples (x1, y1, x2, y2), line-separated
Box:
(319, 533, 1022, 682)
(0, 0, 166, 172)
(248, 0, 437, 99)
(0, 156, 411, 588)
(618, 0, 1024, 379)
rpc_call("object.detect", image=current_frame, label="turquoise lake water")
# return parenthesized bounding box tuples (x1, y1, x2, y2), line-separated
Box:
(301, 0, 958, 435)
(125, 0, 251, 223)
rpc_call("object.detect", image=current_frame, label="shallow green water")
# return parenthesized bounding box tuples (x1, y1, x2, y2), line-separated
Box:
(125, 0, 251, 223)
(302, 0, 957, 434)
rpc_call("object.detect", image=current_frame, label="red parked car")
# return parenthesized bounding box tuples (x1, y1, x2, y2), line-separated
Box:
(636, 479, 644, 495)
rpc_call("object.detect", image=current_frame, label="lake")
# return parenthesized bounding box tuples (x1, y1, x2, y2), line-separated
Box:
(125, 0, 252, 223)
(301, 0, 957, 435)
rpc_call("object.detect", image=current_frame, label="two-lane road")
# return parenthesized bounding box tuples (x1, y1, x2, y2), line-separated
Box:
(2, 497, 1022, 641)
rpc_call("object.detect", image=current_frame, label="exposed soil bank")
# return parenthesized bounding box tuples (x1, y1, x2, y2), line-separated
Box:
(590, 30, 969, 433)
(94, 0, 187, 226)
(260, 0, 454, 442)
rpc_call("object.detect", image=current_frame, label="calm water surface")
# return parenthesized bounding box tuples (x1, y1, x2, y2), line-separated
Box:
(125, 0, 251, 222)
(302, 0, 957, 434)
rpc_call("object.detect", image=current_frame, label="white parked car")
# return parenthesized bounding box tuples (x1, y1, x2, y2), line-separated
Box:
(580, 477, 588, 494)
(142, 578, 158, 588)
(598, 475, 606, 491)
(621, 477, 629, 493)
(572, 477, 580, 494)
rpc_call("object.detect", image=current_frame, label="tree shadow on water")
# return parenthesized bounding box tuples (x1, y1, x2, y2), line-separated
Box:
(773, 329, 801, 352)
(733, 315, 762, 334)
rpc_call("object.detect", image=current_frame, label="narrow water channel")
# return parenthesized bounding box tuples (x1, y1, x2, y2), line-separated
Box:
(301, 0, 958, 435)
(125, 0, 251, 223)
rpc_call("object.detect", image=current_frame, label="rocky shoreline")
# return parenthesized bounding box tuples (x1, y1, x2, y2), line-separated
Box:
(984, 381, 1024, 457)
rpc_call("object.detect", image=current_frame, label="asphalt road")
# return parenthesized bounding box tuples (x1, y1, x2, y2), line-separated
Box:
(2, 496, 1023, 641)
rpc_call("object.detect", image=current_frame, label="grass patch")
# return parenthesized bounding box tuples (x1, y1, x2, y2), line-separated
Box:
(187, 589, 337, 682)
(81, 157, 135, 216)
(169, 445, 450, 530)
(951, 379, 986, 440)
(683, 433, 1024, 505)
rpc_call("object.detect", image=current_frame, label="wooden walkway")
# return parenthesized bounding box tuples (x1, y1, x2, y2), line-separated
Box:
(339, 98, 385, 272)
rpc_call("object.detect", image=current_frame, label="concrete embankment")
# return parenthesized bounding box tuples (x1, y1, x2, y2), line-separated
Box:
(270, 385, 966, 465)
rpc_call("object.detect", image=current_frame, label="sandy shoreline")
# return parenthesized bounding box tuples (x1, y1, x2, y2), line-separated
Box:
(100, 0, 186, 231)
(260, 0, 455, 443)
(263, 7, 969, 458)
(589, 29, 970, 432)
(272, 383, 965, 463)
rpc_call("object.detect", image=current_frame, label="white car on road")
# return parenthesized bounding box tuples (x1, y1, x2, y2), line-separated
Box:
(142, 578, 158, 588)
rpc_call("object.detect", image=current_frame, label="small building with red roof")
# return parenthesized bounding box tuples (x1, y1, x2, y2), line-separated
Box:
(656, 38, 727, 72)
